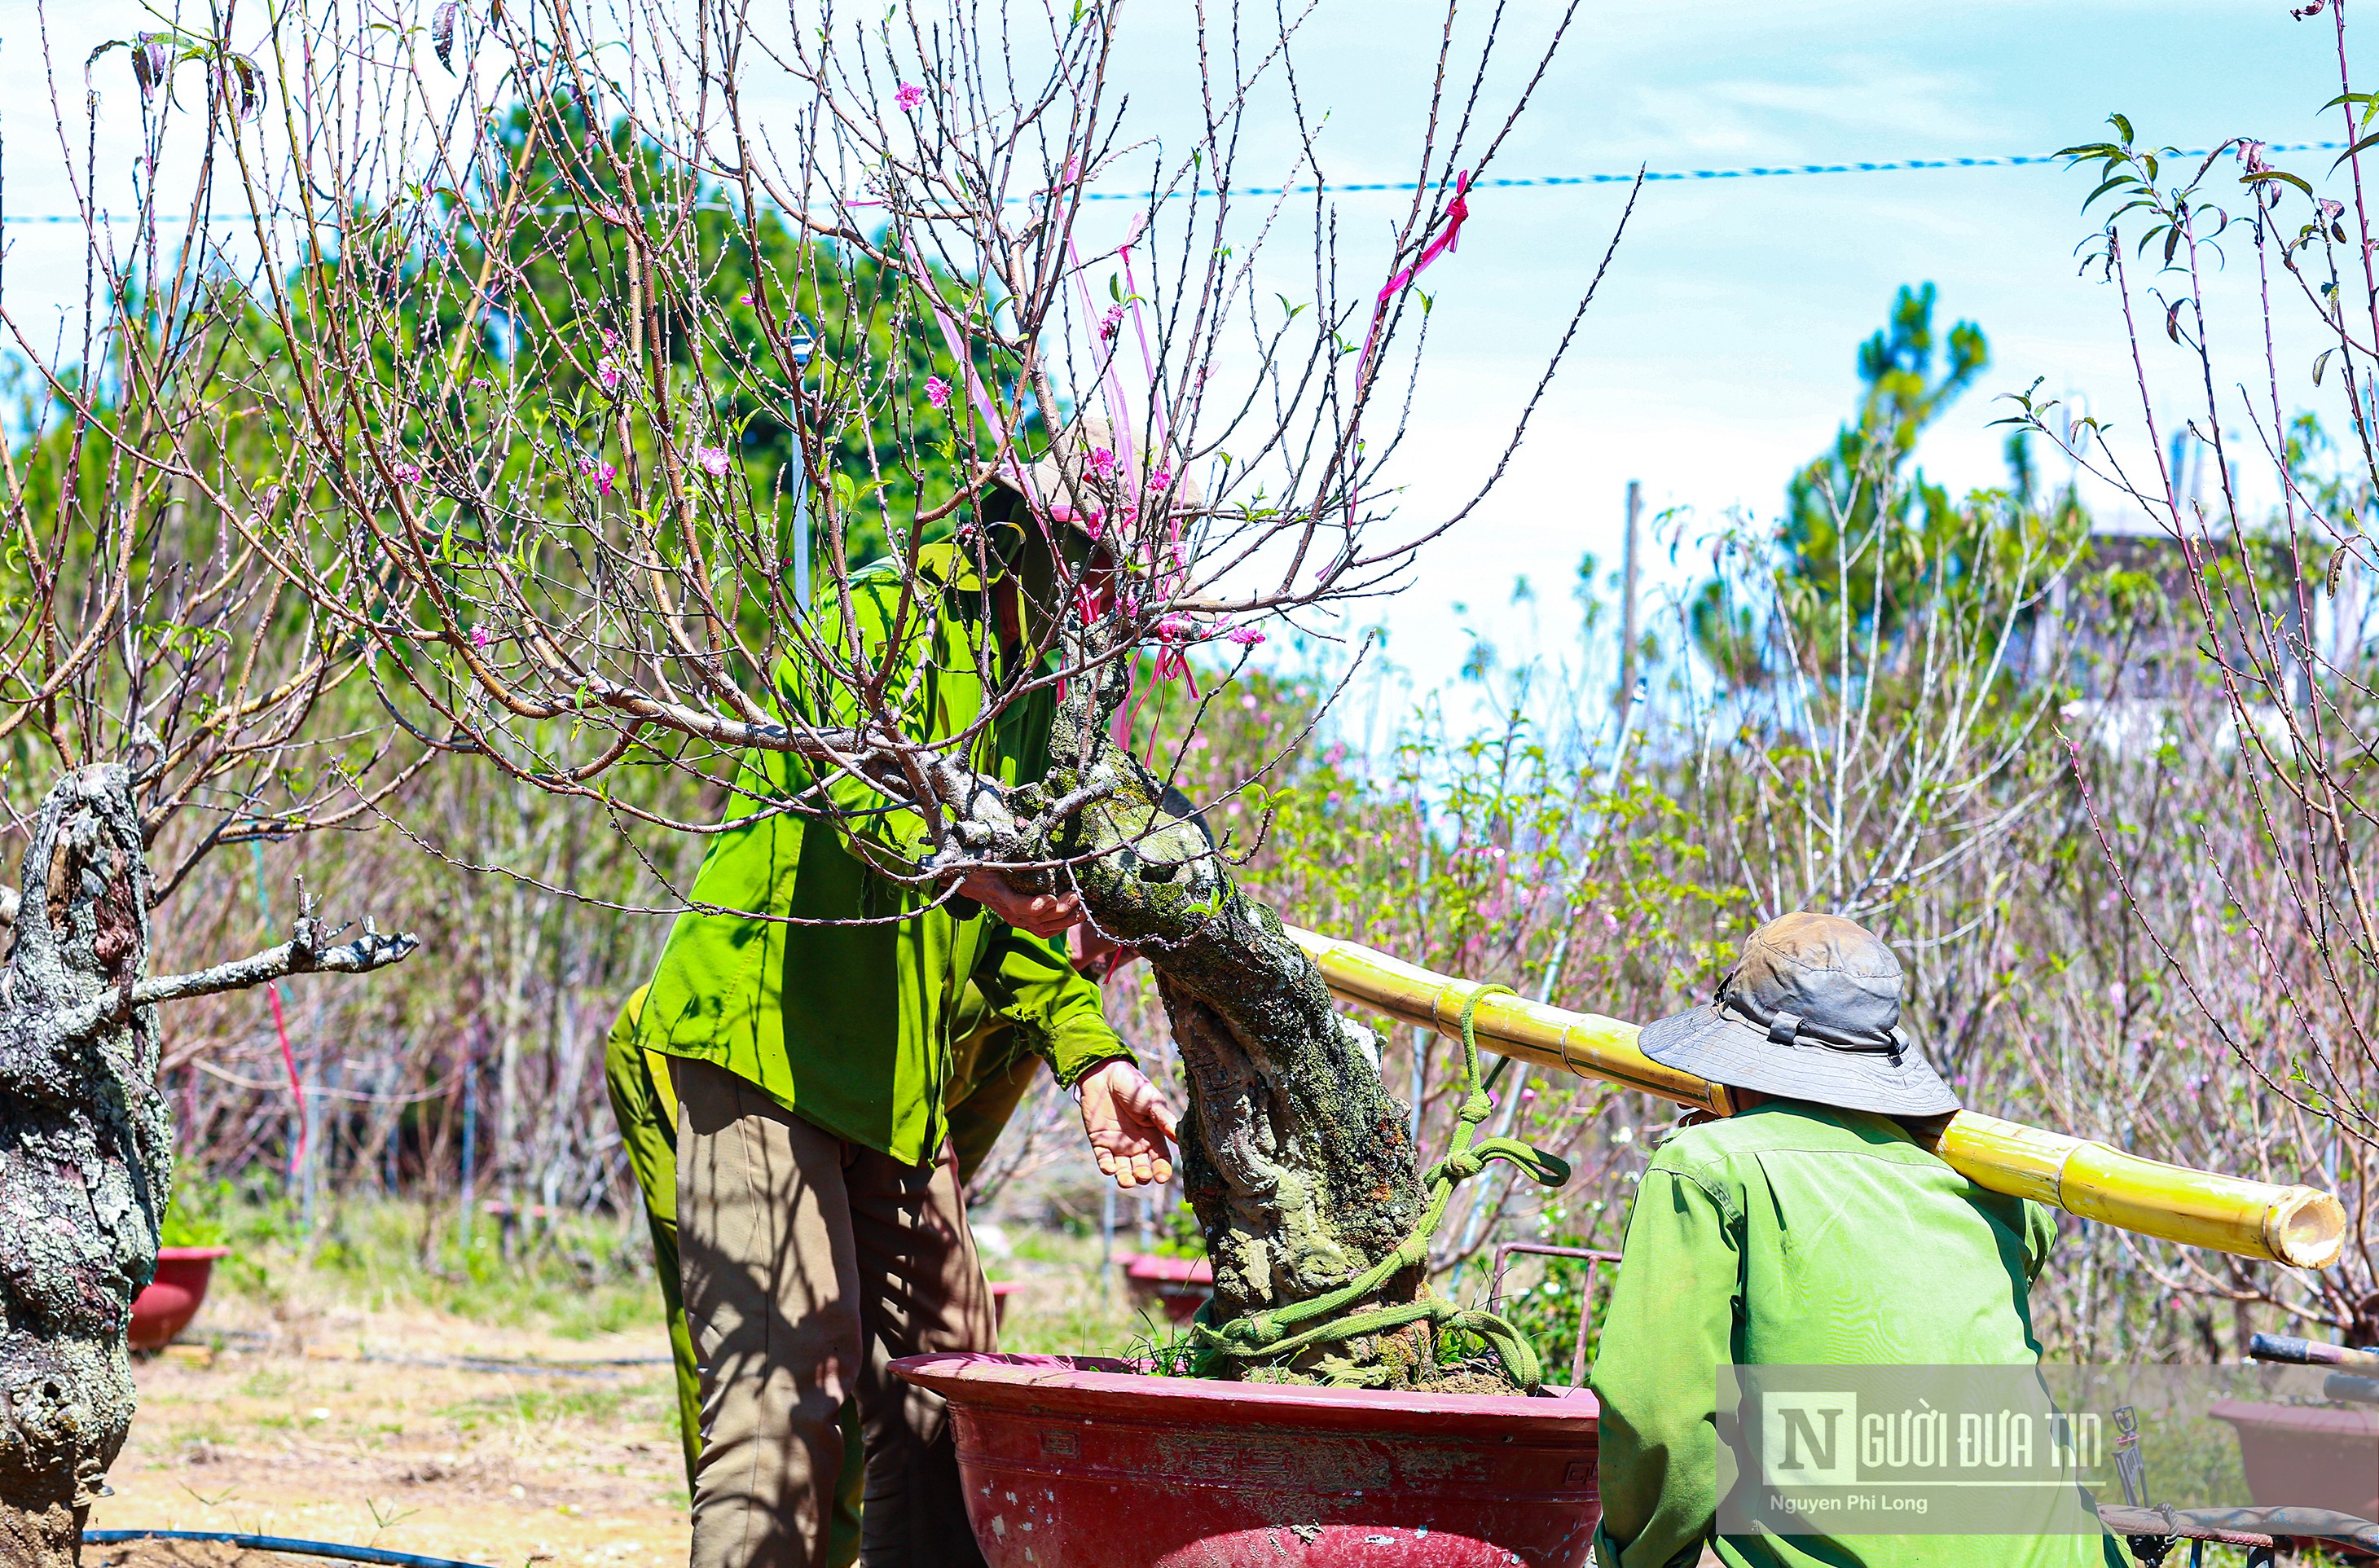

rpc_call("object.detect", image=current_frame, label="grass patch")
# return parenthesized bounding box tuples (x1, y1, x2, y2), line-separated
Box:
(438, 1376, 665, 1434)
(990, 1228, 1163, 1362)
(174, 1178, 663, 1337)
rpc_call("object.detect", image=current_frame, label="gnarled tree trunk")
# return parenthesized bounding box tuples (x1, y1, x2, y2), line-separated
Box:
(0, 766, 417, 1566)
(1036, 679, 1442, 1386)
(0, 768, 169, 1568)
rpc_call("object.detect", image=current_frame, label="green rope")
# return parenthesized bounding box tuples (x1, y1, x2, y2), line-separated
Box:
(1187, 984, 1572, 1390)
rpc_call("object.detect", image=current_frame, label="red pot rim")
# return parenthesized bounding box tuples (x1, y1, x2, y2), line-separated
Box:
(153, 1246, 232, 1261)
(2211, 1397, 2379, 1434)
(892, 1351, 1598, 1434)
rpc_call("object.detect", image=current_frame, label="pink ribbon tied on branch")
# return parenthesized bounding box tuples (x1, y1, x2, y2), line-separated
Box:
(1373, 169, 1471, 314)
(1343, 171, 1473, 534)
(1151, 613, 1203, 696)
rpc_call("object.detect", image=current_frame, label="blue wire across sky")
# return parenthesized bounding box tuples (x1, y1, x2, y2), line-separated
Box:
(0, 142, 2344, 223)
(1072, 142, 2349, 200)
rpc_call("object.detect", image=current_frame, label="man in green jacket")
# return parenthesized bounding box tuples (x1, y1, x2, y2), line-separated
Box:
(1591, 912, 2119, 1568)
(606, 940, 1130, 1566)
(637, 466, 1175, 1568)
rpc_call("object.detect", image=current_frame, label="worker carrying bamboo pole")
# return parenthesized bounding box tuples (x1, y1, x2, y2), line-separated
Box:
(1590, 912, 2122, 1568)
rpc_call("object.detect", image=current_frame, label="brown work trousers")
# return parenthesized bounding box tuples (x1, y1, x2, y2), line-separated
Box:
(673, 1057, 994, 1568)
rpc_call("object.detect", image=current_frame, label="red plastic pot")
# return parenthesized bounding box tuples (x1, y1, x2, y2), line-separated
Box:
(1116, 1251, 1213, 1324)
(2211, 1399, 2379, 1518)
(892, 1351, 1600, 1566)
(128, 1246, 231, 1352)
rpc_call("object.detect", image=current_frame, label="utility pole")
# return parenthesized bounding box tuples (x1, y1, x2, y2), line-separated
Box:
(1616, 480, 1642, 712)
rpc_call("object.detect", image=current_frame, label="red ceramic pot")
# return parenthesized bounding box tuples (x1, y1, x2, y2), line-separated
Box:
(892, 1351, 1600, 1567)
(128, 1246, 231, 1352)
(2212, 1398, 2379, 1518)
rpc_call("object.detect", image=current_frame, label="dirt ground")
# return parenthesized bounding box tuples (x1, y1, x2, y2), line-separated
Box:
(75, 1210, 1651, 1567)
(84, 1295, 689, 1568)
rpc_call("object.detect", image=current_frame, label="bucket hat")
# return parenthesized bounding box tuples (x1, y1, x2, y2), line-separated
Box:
(1638, 911, 1959, 1117)
(992, 416, 1200, 538)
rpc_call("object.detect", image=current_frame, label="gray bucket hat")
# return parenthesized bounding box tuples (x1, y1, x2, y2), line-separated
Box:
(1638, 911, 1959, 1117)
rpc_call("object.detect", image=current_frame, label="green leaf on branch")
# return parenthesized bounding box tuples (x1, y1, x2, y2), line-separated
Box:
(2245, 169, 2315, 201)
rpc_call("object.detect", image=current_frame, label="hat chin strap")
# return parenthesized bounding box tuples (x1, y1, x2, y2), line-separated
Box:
(1726, 995, 1905, 1065)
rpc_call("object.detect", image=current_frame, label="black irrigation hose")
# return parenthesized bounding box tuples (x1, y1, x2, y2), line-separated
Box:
(166, 1329, 670, 1379)
(83, 1529, 492, 1567)
(359, 1351, 671, 1378)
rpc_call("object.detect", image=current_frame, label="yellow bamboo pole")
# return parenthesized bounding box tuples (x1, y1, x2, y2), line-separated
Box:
(1284, 925, 2346, 1270)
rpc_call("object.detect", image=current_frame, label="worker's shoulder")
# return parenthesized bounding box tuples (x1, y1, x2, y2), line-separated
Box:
(834, 551, 911, 606)
(847, 539, 961, 588)
(1648, 1101, 1942, 1179)
(822, 543, 970, 629)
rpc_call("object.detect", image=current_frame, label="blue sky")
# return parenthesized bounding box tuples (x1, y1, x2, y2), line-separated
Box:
(1146, 0, 2353, 727)
(0, 0, 2355, 727)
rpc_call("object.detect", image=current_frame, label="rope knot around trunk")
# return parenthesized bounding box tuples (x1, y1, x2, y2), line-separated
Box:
(1185, 986, 1572, 1390)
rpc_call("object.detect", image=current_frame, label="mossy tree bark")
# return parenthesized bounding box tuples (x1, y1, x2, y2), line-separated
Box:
(0, 769, 169, 1568)
(0, 767, 414, 1567)
(1026, 672, 1440, 1386)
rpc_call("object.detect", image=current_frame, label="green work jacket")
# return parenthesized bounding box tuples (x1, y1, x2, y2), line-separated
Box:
(1590, 1100, 2121, 1568)
(635, 538, 1123, 1166)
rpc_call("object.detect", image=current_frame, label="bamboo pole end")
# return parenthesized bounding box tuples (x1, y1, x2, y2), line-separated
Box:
(2267, 1187, 2347, 1271)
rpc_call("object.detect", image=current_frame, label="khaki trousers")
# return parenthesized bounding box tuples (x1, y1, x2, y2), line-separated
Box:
(673, 1057, 995, 1568)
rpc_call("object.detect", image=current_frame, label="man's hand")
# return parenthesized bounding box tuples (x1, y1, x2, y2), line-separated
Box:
(1069, 923, 1138, 983)
(1075, 1058, 1178, 1189)
(957, 867, 1083, 938)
